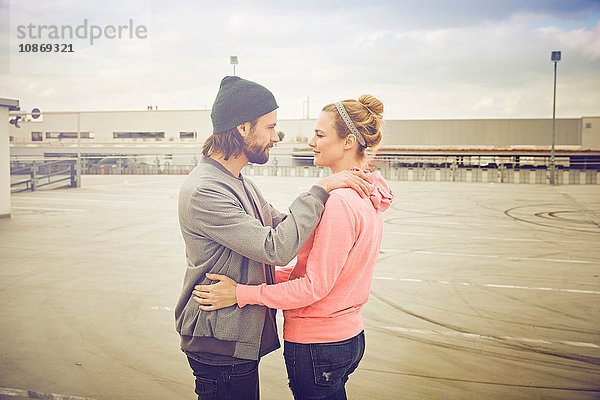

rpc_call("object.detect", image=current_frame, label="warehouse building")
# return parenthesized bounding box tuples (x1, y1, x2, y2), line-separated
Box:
(7, 108, 600, 172)
(7, 109, 599, 148)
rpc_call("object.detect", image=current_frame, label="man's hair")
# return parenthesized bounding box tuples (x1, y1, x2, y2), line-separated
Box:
(202, 119, 258, 160)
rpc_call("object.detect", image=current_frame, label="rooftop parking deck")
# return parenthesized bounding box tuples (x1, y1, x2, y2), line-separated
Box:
(1, 175, 599, 399)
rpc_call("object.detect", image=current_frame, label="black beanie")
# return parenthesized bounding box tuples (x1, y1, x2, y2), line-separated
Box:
(210, 76, 279, 134)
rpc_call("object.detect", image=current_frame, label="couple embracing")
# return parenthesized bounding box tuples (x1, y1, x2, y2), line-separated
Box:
(175, 76, 393, 400)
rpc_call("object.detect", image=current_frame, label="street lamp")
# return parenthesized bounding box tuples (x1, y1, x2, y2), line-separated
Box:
(77, 112, 81, 188)
(550, 51, 561, 185)
(303, 96, 310, 119)
(230, 56, 238, 76)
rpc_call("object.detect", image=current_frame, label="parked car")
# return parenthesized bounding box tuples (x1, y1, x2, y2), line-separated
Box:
(96, 157, 132, 169)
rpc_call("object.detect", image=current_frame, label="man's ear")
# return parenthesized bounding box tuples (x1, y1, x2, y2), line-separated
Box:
(237, 122, 250, 137)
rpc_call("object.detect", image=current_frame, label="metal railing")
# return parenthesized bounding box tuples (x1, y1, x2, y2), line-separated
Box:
(10, 155, 600, 186)
(10, 159, 78, 192)
(239, 164, 599, 185)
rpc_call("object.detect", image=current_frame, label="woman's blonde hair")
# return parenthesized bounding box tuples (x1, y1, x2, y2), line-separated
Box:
(323, 95, 384, 168)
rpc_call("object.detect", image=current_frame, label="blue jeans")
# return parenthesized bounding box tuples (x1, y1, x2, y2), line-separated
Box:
(283, 331, 365, 400)
(187, 357, 259, 400)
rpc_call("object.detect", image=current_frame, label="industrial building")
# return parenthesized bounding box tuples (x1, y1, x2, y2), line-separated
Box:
(8, 108, 599, 171)
(7, 109, 600, 148)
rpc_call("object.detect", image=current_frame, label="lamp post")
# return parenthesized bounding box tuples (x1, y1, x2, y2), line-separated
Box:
(230, 56, 238, 76)
(550, 51, 561, 185)
(303, 96, 310, 119)
(76, 112, 81, 188)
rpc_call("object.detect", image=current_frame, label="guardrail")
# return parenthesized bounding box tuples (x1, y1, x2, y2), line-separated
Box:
(240, 164, 599, 185)
(10, 159, 78, 192)
(10, 156, 600, 185)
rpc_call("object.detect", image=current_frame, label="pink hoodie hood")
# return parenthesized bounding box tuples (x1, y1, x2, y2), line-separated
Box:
(363, 170, 394, 212)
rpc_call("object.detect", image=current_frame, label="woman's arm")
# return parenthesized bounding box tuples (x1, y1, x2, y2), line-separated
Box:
(275, 263, 295, 283)
(189, 170, 370, 267)
(192, 265, 295, 309)
(193, 194, 355, 311)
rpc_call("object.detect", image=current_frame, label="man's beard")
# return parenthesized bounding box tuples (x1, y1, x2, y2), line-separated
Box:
(244, 138, 270, 165)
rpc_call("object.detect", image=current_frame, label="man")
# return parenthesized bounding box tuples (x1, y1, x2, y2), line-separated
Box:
(175, 76, 371, 400)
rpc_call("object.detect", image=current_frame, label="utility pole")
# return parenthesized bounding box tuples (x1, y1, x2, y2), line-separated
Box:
(550, 51, 561, 185)
(77, 112, 81, 188)
(303, 96, 310, 119)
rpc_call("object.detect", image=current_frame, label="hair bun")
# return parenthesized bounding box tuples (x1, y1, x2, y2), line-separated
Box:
(358, 95, 383, 117)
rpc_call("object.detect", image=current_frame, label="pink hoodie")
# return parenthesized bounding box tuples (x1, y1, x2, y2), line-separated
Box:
(236, 171, 393, 343)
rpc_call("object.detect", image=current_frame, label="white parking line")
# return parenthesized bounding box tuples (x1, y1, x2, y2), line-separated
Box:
(150, 305, 174, 311)
(373, 277, 600, 295)
(0, 387, 96, 400)
(399, 221, 515, 228)
(379, 249, 598, 265)
(387, 231, 585, 243)
(481, 283, 599, 294)
(505, 256, 596, 264)
(12, 206, 85, 212)
(379, 326, 600, 349)
(12, 196, 136, 204)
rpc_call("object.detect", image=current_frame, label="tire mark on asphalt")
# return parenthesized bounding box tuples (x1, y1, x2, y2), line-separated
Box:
(504, 204, 600, 234)
(562, 193, 600, 229)
(0, 387, 97, 400)
(358, 369, 600, 392)
(367, 322, 600, 374)
(368, 291, 600, 366)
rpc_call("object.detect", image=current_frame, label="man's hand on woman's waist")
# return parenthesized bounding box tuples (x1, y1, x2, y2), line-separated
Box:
(193, 273, 238, 311)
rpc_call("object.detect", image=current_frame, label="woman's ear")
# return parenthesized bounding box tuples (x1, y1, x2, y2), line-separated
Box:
(344, 134, 357, 150)
(237, 122, 250, 137)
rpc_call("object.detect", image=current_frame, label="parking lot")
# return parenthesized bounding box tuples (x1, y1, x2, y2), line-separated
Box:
(1, 175, 599, 399)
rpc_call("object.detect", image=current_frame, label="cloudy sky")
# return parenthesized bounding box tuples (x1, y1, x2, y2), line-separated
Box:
(1, 0, 599, 119)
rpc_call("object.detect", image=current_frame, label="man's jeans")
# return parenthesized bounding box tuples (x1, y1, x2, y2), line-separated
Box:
(187, 357, 259, 400)
(283, 331, 365, 400)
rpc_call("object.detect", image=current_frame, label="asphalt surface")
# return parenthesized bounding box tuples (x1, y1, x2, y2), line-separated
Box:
(1, 175, 599, 399)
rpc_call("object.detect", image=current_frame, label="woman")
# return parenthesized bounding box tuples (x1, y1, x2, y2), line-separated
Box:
(193, 95, 393, 399)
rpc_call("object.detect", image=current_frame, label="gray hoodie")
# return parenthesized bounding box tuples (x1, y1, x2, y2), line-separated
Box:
(175, 157, 329, 361)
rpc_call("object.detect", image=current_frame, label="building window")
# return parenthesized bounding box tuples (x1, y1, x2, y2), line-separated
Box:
(113, 132, 165, 139)
(32, 132, 43, 141)
(586, 123, 592, 129)
(180, 131, 197, 139)
(45, 132, 94, 139)
(9, 136, 14, 142)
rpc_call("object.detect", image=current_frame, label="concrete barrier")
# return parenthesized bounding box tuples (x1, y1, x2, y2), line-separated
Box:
(585, 170, 597, 184)
(31, 162, 596, 185)
(569, 170, 581, 185)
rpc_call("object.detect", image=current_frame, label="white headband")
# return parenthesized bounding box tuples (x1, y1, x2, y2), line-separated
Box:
(334, 101, 367, 148)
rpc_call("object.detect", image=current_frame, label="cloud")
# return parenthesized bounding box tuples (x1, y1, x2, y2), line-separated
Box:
(1, 0, 599, 119)
(536, 21, 600, 60)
